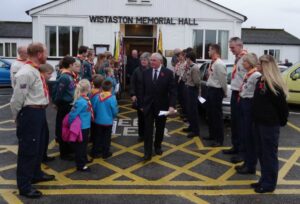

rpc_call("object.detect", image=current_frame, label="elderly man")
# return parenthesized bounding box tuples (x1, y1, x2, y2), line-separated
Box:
(223, 37, 248, 164)
(141, 53, 177, 161)
(10, 46, 28, 88)
(10, 43, 55, 198)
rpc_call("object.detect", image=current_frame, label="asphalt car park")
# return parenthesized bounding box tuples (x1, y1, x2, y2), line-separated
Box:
(0, 87, 300, 204)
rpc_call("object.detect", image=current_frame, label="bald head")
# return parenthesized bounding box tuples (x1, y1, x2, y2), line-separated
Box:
(131, 50, 138, 58)
(18, 46, 28, 60)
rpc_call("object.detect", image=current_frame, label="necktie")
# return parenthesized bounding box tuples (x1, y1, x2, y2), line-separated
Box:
(153, 70, 158, 82)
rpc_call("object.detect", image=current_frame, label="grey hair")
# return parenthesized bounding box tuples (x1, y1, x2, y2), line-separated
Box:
(151, 52, 163, 63)
(229, 37, 243, 46)
(140, 52, 151, 61)
(17, 46, 27, 55)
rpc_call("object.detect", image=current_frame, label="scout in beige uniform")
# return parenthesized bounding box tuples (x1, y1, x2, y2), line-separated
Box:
(10, 43, 55, 199)
(10, 46, 28, 88)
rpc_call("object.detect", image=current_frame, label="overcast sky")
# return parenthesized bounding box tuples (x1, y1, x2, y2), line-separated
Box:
(1, 0, 299, 38)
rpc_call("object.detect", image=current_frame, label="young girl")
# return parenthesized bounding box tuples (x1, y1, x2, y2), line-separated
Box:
(105, 68, 117, 95)
(68, 79, 93, 171)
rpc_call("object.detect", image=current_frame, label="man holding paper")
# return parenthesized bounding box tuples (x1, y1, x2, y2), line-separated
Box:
(141, 53, 177, 161)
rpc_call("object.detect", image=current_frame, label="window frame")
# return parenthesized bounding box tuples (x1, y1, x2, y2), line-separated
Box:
(45, 25, 83, 58)
(126, 0, 152, 5)
(2, 42, 17, 58)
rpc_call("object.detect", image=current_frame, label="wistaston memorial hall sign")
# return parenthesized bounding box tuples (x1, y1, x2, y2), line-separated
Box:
(89, 15, 199, 26)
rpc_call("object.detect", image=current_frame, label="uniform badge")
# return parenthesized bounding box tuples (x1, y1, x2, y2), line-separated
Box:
(20, 84, 27, 89)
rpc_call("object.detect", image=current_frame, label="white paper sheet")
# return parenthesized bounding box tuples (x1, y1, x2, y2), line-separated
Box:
(198, 96, 206, 104)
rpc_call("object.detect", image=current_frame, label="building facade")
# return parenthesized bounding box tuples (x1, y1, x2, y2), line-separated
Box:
(27, 0, 247, 64)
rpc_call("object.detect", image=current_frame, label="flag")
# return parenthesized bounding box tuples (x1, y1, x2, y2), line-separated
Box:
(157, 28, 163, 53)
(114, 32, 120, 61)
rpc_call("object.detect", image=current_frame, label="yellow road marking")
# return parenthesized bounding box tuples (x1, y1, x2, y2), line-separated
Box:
(0, 103, 10, 109)
(288, 122, 300, 133)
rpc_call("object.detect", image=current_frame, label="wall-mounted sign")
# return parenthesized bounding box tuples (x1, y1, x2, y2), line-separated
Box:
(89, 16, 198, 26)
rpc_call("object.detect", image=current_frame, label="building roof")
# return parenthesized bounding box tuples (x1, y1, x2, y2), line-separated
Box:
(26, 0, 247, 22)
(0, 21, 32, 38)
(242, 28, 300, 46)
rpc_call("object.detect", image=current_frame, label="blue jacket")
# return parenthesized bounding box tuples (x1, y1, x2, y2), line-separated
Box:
(69, 97, 91, 129)
(92, 92, 118, 126)
(53, 72, 76, 104)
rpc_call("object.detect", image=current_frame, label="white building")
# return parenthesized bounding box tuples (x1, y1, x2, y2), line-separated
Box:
(0, 22, 32, 62)
(242, 28, 300, 64)
(26, 0, 247, 64)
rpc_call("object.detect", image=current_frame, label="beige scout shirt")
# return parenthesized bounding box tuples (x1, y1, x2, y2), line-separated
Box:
(10, 64, 49, 119)
(206, 58, 227, 96)
(185, 63, 201, 94)
(10, 60, 26, 88)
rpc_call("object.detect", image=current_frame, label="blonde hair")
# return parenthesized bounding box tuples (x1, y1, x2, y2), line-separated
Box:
(243, 53, 258, 68)
(73, 79, 91, 101)
(259, 55, 288, 97)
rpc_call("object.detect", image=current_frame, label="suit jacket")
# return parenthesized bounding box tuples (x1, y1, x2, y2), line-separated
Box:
(141, 67, 177, 115)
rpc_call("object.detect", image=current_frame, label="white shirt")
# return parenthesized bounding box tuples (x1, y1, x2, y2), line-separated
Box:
(10, 59, 26, 88)
(152, 66, 162, 80)
(10, 64, 49, 119)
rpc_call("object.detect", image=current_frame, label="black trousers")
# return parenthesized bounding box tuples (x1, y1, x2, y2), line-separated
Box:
(43, 121, 50, 159)
(144, 107, 166, 156)
(186, 86, 200, 135)
(240, 98, 257, 170)
(206, 87, 224, 144)
(230, 91, 242, 151)
(254, 124, 280, 190)
(55, 102, 73, 157)
(72, 129, 89, 168)
(137, 109, 145, 139)
(16, 107, 46, 193)
(93, 125, 112, 156)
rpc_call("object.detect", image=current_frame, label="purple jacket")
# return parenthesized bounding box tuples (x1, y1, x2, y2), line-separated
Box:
(62, 114, 83, 142)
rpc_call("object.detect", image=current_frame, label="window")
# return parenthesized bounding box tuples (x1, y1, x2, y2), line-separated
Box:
(0, 43, 3, 57)
(193, 29, 229, 60)
(3, 43, 17, 57)
(45, 26, 83, 57)
(264, 49, 280, 62)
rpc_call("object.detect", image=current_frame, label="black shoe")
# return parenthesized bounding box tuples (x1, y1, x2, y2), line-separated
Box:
(32, 174, 55, 184)
(20, 189, 42, 199)
(254, 186, 275, 193)
(234, 164, 246, 171)
(102, 152, 113, 159)
(202, 136, 214, 141)
(250, 182, 261, 189)
(187, 132, 199, 138)
(77, 166, 91, 172)
(90, 153, 102, 159)
(182, 127, 192, 133)
(60, 155, 74, 161)
(155, 148, 163, 155)
(143, 155, 152, 161)
(222, 147, 238, 155)
(210, 142, 222, 147)
(87, 159, 94, 164)
(137, 137, 144, 142)
(236, 166, 256, 174)
(230, 156, 244, 164)
(42, 156, 55, 163)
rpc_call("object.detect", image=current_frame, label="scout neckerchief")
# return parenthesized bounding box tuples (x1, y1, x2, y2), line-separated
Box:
(81, 94, 94, 121)
(207, 55, 220, 78)
(238, 68, 257, 102)
(26, 60, 49, 100)
(90, 88, 101, 99)
(17, 58, 26, 62)
(61, 69, 79, 85)
(231, 50, 248, 79)
(99, 91, 112, 102)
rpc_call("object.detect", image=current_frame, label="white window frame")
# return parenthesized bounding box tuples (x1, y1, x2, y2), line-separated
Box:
(3, 42, 17, 58)
(193, 29, 229, 60)
(45, 25, 83, 58)
(126, 0, 152, 6)
(0, 43, 3, 57)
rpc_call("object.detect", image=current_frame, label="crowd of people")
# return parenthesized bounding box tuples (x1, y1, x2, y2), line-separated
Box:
(9, 36, 289, 198)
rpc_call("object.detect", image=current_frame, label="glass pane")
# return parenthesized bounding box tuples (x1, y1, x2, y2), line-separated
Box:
(45, 26, 57, 57)
(72, 27, 83, 56)
(205, 30, 216, 59)
(275, 49, 280, 62)
(5, 43, 10, 57)
(264, 50, 268, 55)
(0, 44, 3, 56)
(59, 26, 70, 56)
(269, 49, 274, 56)
(193, 30, 203, 59)
(218, 30, 229, 59)
(125, 25, 153, 37)
(11, 43, 17, 57)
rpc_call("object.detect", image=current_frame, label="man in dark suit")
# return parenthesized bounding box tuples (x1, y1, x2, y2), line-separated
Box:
(141, 53, 177, 161)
